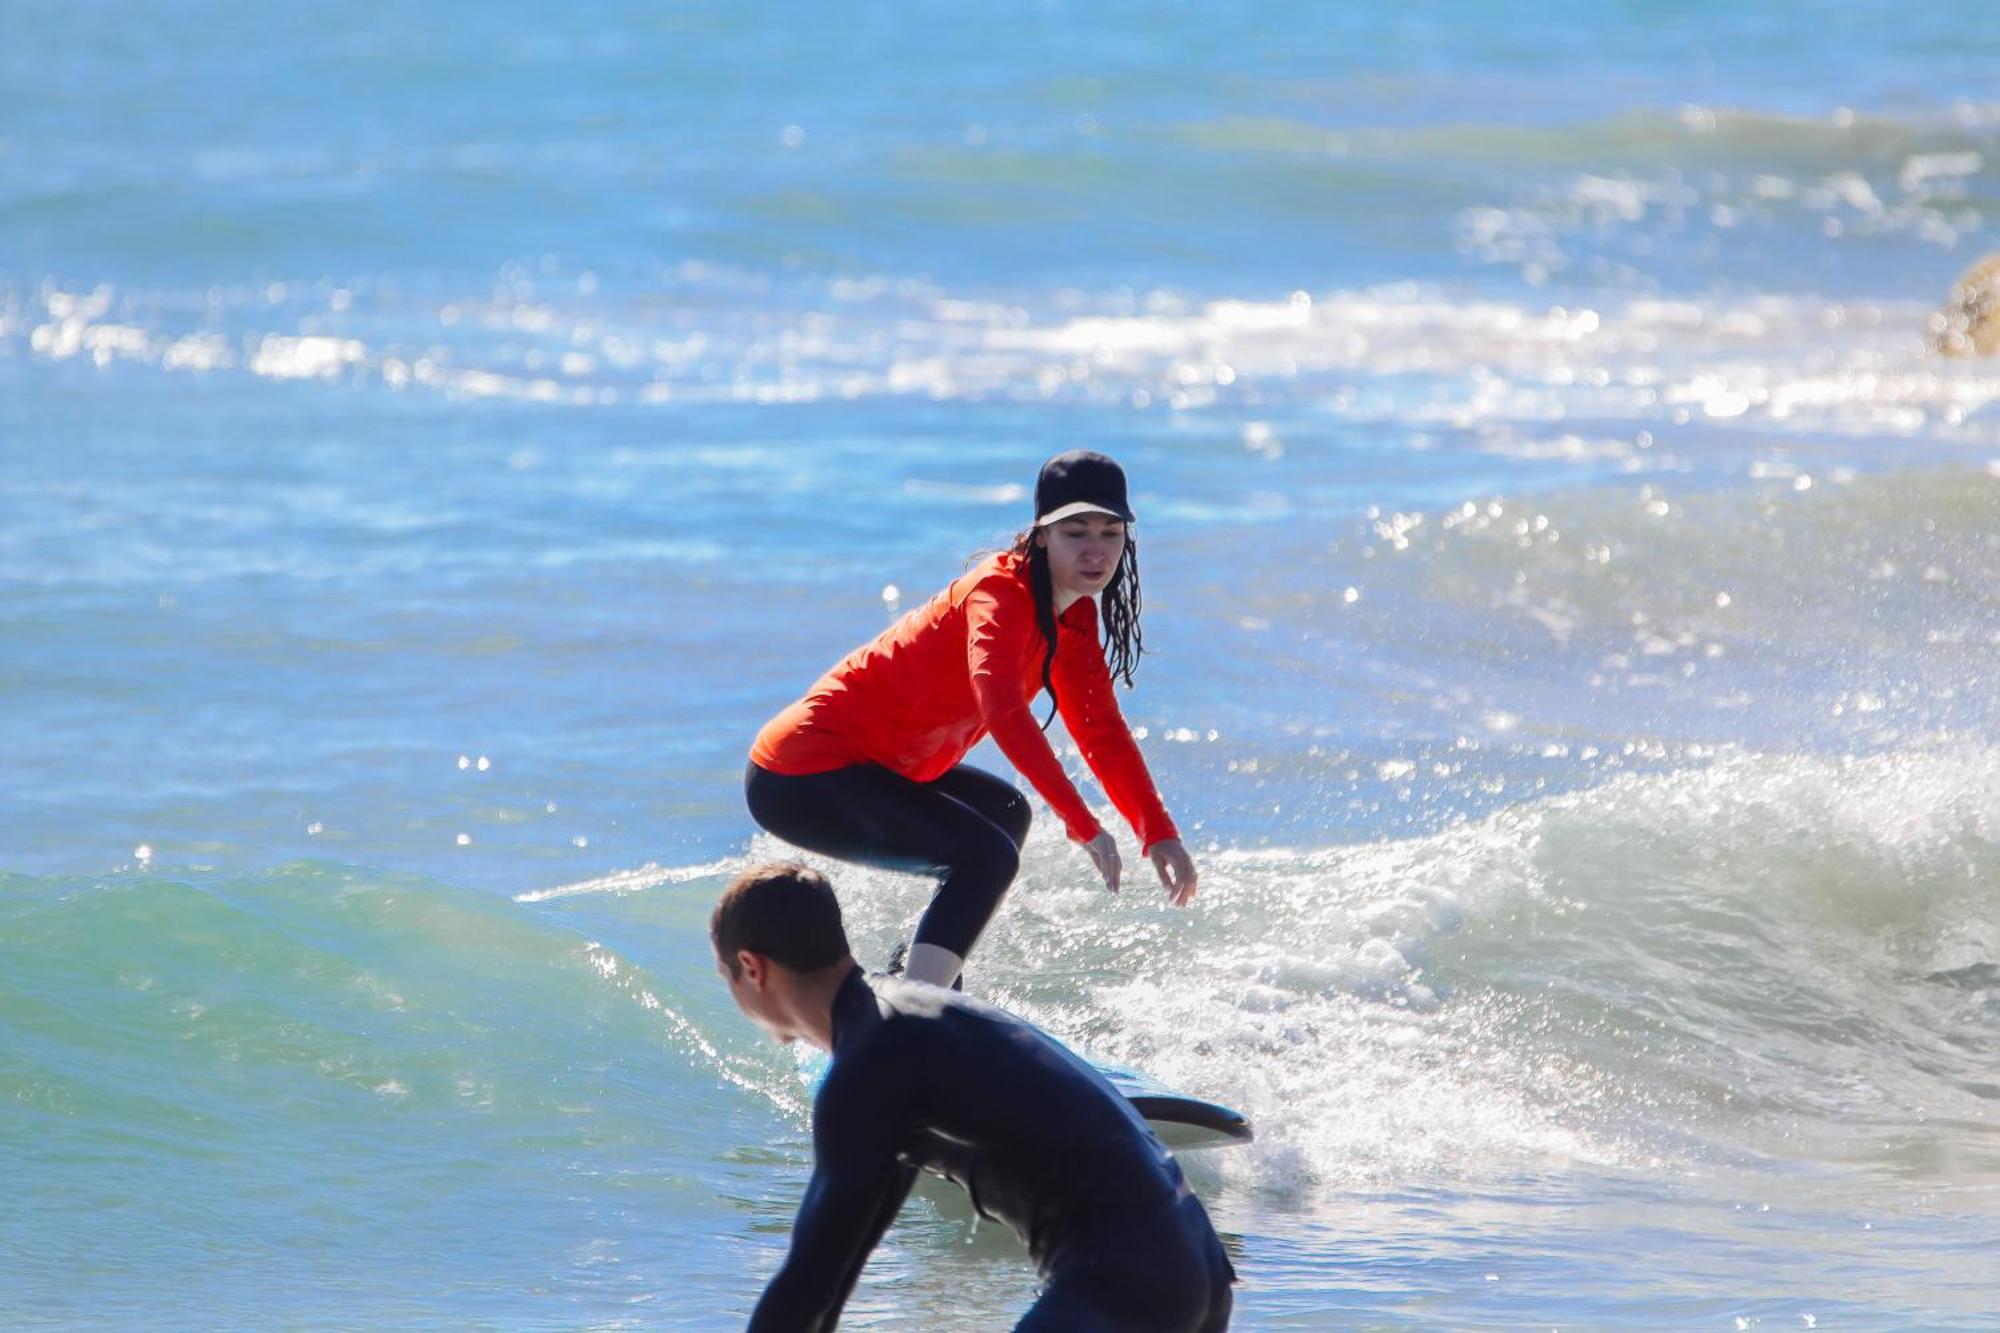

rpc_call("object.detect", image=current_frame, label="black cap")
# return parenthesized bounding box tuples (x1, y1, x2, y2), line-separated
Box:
(1033, 450, 1135, 526)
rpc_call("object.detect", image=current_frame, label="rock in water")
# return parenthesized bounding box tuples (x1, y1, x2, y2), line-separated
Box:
(1930, 252, 2000, 357)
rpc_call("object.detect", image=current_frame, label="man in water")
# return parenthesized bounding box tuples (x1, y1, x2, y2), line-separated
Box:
(713, 861, 1234, 1331)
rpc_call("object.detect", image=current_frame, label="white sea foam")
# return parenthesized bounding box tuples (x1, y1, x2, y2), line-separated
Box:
(517, 856, 737, 903)
(16, 278, 1999, 448)
(249, 334, 367, 380)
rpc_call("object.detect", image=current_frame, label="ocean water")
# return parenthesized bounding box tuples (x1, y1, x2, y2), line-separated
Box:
(5, 3, 2000, 1327)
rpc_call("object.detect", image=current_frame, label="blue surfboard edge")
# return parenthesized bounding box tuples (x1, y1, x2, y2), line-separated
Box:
(1094, 1062, 1255, 1148)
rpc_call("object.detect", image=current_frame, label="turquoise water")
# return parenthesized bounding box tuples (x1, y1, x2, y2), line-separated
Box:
(5, 3, 2000, 1327)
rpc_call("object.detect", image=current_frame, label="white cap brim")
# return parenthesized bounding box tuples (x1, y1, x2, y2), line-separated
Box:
(1035, 500, 1133, 526)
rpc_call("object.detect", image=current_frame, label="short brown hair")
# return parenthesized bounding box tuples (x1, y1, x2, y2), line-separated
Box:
(711, 862, 850, 978)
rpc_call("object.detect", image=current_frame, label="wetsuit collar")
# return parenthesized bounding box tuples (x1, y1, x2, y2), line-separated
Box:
(826, 963, 874, 1054)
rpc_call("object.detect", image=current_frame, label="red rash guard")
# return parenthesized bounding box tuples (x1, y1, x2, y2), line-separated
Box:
(750, 551, 1178, 851)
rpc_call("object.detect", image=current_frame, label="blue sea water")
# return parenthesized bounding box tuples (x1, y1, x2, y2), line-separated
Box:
(4, 3, 2000, 1327)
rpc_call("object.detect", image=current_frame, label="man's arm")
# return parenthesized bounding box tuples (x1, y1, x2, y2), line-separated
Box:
(810, 1161, 919, 1330)
(748, 1066, 913, 1332)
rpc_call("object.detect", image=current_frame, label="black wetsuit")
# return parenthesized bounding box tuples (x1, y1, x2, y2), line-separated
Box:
(747, 967, 1234, 1332)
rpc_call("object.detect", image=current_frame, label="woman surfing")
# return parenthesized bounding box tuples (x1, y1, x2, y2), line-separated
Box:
(745, 450, 1198, 989)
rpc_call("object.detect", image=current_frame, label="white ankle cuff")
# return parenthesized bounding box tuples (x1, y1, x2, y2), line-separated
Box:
(903, 943, 964, 989)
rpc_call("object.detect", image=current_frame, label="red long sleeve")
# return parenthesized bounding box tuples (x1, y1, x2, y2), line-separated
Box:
(965, 574, 1103, 843)
(750, 551, 1178, 851)
(1051, 598, 1179, 852)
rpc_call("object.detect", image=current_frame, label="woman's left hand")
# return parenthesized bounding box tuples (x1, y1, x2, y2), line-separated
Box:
(1148, 838, 1198, 906)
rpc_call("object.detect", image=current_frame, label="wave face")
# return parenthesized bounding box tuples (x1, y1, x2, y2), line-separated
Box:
(9, 746, 1999, 1325)
(0, 863, 805, 1328)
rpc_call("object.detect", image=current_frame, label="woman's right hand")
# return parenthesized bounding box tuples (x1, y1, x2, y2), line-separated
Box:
(1081, 829, 1122, 894)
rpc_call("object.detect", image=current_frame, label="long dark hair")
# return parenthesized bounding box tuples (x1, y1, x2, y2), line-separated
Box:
(1007, 523, 1145, 728)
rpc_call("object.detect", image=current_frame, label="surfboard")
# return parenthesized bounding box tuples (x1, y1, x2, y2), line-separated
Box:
(1094, 1061, 1253, 1150)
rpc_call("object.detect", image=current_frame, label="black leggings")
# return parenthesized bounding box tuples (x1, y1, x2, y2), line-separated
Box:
(743, 761, 1032, 960)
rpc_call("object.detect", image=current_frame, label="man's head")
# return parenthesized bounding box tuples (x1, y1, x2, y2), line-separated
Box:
(711, 862, 853, 1046)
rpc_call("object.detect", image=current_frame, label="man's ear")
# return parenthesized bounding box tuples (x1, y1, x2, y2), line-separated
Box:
(735, 949, 768, 988)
